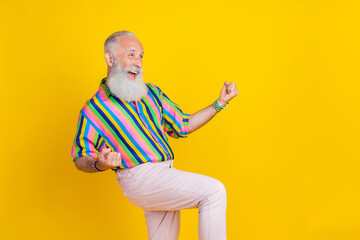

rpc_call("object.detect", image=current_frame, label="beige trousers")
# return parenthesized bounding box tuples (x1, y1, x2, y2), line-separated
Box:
(115, 160, 227, 240)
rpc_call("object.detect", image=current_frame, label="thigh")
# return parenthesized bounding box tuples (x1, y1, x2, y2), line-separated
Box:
(116, 162, 224, 211)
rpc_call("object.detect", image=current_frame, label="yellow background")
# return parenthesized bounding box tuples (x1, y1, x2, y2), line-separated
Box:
(1, 0, 360, 239)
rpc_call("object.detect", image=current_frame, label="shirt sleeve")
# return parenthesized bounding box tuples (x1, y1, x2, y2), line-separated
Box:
(71, 112, 106, 161)
(158, 88, 190, 139)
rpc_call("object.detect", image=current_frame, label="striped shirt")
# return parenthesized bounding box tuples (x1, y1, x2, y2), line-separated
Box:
(71, 78, 190, 170)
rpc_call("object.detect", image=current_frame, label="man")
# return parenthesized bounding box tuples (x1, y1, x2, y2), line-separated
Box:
(71, 31, 238, 240)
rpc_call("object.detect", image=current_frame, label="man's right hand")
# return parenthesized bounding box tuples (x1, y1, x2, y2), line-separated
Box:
(96, 147, 121, 171)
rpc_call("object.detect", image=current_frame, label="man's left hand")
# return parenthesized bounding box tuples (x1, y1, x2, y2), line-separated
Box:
(218, 81, 239, 106)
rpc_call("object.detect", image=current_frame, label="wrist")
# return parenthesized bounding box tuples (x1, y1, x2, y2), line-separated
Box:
(93, 159, 105, 171)
(212, 98, 228, 112)
(218, 99, 227, 107)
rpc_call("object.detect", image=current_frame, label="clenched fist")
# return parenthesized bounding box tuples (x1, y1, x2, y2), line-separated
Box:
(96, 147, 121, 171)
(218, 81, 239, 107)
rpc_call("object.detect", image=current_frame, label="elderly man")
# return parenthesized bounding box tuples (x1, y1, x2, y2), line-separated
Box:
(71, 31, 238, 240)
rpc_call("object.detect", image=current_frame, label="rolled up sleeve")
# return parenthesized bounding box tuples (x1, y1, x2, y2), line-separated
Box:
(160, 91, 190, 139)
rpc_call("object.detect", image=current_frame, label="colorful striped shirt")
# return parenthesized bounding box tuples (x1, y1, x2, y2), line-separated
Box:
(71, 78, 190, 170)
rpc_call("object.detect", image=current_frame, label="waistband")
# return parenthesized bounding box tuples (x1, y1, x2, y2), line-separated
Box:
(115, 160, 173, 174)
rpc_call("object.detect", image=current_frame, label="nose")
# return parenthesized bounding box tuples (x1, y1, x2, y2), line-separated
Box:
(134, 57, 142, 68)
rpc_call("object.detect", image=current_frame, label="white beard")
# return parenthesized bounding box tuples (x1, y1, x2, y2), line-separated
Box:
(106, 60, 148, 102)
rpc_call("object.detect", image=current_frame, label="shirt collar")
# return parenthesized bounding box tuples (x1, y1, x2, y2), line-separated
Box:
(99, 77, 114, 101)
(100, 77, 112, 96)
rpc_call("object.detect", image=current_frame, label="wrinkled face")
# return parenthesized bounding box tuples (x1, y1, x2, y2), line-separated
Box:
(113, 35, 144, 80)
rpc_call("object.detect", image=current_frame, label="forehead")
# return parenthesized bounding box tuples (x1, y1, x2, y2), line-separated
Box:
(116, 35, 144, 53)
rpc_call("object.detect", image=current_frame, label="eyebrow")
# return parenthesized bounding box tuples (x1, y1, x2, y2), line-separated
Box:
(129, 49, 144, 54)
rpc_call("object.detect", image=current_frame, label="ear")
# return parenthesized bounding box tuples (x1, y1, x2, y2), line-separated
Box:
(105, 52, 114, 67)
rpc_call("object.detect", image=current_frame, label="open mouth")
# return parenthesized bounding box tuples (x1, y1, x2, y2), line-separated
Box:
(127, 71, 138, 80)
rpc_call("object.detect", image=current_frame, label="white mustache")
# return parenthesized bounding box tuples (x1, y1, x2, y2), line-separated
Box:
(124, 66, 144, 75)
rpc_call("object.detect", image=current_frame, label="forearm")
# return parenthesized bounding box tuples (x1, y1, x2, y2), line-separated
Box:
(188, 100, 226, 133)
(74, 156, 100, 173)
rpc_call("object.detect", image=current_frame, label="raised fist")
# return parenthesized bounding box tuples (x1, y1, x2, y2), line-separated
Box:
(219, 81, 239, 106)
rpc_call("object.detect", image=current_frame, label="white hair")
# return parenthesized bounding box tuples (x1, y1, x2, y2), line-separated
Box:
(106, 58, 147, 102)
(104, 31, 136, 54)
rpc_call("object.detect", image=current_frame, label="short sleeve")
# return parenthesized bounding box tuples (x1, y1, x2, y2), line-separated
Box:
(159, 89, 190, 139)
(71, 113, 106, 161)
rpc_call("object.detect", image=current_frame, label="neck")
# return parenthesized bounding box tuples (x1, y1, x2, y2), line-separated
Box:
(107, 68, 112, 78)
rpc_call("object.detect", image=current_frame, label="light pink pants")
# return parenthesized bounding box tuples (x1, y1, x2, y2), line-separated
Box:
(115, 160, 227, 240)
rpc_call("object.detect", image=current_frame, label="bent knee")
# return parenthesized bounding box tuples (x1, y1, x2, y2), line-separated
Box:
(209, 179, 227, 198)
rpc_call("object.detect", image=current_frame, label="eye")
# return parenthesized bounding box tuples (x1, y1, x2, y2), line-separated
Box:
(139, 54, 143, 59)
(129, 53, 134, 57)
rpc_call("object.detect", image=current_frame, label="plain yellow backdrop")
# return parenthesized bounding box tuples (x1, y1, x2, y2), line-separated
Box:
(1, 0, 360, 239)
